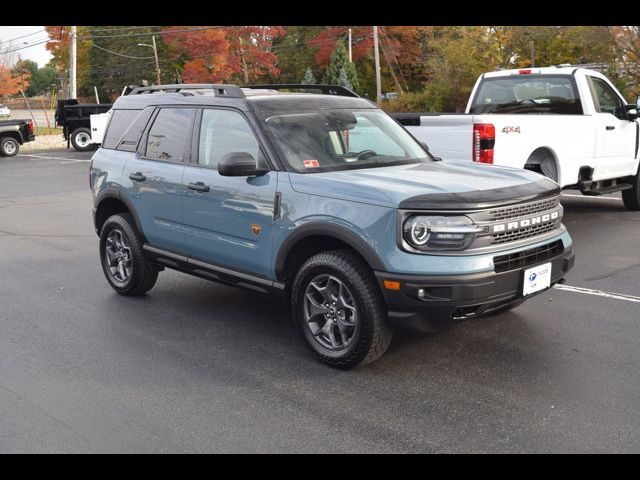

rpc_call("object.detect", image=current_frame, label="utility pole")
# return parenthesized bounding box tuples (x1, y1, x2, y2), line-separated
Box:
(373, 26, 382, 104)
(69, 26, 77, 99)
(348, 28, 352, 63)
(138, 36, 161, 85)
(530, 40, 535, 68)
(152, 35, 161, 85)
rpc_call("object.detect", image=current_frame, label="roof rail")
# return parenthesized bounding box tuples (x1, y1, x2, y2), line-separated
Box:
(129, 84, 245, 98)
(243, 84, 359, 98)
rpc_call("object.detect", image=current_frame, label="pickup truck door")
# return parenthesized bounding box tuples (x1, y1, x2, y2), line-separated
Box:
(587, 75, 638, 179)
(181, 107, 277, 279)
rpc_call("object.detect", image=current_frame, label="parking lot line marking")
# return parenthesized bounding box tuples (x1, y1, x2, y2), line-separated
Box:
(554, 284, 640, 303)
(17, 154, 90, 163)
(561, 194, 621, 201)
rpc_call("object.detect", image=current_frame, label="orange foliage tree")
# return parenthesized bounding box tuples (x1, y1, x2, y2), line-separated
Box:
(0, 65, 30, 97)
(162, 26, 285, 84)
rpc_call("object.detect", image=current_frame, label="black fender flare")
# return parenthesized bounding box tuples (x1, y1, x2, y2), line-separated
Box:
(274, 222, 386, 280)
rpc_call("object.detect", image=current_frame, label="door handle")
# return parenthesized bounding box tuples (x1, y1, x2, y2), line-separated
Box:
(606, 125, 616, 130)
(187, 182, 210, 193)
(129, 172, 146, 182)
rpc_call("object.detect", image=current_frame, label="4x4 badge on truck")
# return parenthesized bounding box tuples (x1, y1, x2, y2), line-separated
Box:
(251, 224, 262, 236)
(502, 126, 521, 134)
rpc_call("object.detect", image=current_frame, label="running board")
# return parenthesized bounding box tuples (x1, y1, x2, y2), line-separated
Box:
(579, 178, 633, 196)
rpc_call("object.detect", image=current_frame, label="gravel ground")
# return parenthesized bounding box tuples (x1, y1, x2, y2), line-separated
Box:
(20, 135, 69, 153)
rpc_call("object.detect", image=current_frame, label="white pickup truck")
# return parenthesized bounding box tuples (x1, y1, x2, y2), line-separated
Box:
(392, 66, 640, 210)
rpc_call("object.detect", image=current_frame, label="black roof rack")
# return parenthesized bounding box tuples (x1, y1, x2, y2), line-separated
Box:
(129, 84, 245, 98)
(243, 84, 359, 98)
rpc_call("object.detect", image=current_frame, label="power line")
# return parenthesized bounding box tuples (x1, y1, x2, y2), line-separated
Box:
(0, 39, 50, 55)
(77, 26, 226, 40)
(91, 43, 155, 59)
(0, 28, 46, 45)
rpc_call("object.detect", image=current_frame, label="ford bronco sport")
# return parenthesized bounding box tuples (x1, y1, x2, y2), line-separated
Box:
(90, 83, 575, 368)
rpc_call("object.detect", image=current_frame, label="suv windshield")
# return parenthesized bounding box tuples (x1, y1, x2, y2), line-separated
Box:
(470, 75, 582, 114)
(257, 109, 430, 173)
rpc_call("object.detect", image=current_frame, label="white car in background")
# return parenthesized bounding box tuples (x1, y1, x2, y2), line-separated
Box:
(0, 104, 11, 118)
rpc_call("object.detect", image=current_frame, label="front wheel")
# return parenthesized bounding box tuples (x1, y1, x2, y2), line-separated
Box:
(290, 249, 393, 369)
(0, 136, 20, 157)
(99, 213, 159, 296)
(622, 169, 640, 211)
(70, 127, 93, 152)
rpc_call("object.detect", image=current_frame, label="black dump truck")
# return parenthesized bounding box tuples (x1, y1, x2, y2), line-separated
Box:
(55, 100, 113, 151)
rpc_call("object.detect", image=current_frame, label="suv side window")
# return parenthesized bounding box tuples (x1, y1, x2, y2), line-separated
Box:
(198, 109, 260, 168)
(115, 107, 154, 152)
(145, 108, 194, 162)
(102, 109, 141, 149)
(588, 76, 624, 114)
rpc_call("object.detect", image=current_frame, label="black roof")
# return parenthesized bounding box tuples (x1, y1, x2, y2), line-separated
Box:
(112, 84, 377, 111)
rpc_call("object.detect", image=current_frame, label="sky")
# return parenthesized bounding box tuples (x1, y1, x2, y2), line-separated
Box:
(0, 26, 53, 67)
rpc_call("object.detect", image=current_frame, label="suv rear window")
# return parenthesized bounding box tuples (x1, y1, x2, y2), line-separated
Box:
(145, 108, 194, 162)
(102, 109, 141, 149)
(470, 75, 582, 114)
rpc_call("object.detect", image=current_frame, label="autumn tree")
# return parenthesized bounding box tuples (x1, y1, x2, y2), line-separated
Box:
(0, 66, 28, 97)
(162, 26, 235, 83)
(45, 26, 92, 96)
(271, 26, 324, 83)
(225, 26, 285, 84)
(609, 26, 640, 98)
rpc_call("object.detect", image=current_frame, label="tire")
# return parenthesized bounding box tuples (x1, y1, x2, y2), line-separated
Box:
(70, 127, 93, 152)
(290, 249, 393, 369)
(622, 169, 640, 211)
(0, 136, 20, 157)
(99, 213, 159, 296)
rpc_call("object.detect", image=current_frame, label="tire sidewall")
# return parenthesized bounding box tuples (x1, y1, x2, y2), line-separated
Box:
(99, 217, 135, 292)
(71, 127, 93, 151)
(292, 258, 376, 364)
(1, 137, 19, 157)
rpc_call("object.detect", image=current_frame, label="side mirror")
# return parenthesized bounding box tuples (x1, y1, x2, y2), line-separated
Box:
(420, 141, 442, 161)
(625, 103, 638, 120)
(218, 152, 267, 177)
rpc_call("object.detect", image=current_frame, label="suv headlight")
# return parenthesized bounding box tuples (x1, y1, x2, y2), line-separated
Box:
(402, 215, 485, 251)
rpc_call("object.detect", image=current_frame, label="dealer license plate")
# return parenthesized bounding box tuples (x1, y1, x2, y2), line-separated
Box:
(523, 263, 552, 296)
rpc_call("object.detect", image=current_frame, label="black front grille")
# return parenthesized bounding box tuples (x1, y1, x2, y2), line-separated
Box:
(489, 197, 559, 221)
(491, 221, 559, 245)
(493, 240, 564, 273)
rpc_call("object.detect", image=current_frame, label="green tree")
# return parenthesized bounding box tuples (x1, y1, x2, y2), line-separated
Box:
(322, 39, 359, 92)
(270, 26, 325, 83)
(337, 68, 352, 90)
(27, 67, 57, 96)
(302, 67, 316, 84)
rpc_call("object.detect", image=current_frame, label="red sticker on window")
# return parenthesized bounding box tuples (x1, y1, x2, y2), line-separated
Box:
(303, 159, 320, 168)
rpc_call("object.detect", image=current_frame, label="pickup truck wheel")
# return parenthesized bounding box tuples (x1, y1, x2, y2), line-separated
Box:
(622, 170, 640, 211)
(70, 127, 93, 151)
(0, 137, 19, 157)
(99, 213, 158, 296)
(291, 249, 393, 369)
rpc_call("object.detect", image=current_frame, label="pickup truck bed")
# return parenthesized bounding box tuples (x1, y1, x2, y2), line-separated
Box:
(0, 119, 35, 157)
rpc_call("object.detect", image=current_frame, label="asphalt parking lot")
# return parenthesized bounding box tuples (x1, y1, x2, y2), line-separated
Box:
(0, 149, 639, 453)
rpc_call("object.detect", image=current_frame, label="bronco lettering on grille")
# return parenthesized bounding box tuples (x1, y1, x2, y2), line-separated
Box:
(492, 211, 560, 233)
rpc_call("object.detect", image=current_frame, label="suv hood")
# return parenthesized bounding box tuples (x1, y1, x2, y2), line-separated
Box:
(288, 162, 560, 209)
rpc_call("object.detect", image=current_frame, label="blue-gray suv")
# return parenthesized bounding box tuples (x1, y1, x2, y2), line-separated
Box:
(90, 83, 575, 368)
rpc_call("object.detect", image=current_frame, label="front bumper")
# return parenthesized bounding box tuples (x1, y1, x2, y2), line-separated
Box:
(375, 245, 574, 331)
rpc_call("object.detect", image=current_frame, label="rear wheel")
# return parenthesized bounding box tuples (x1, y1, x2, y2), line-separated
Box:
(622, 169, 640, 211)
(291, 249, 393, 369)
(99, 213, 158, 296)
(0, 136, 19, 157)
(70, 127, 93, 151)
